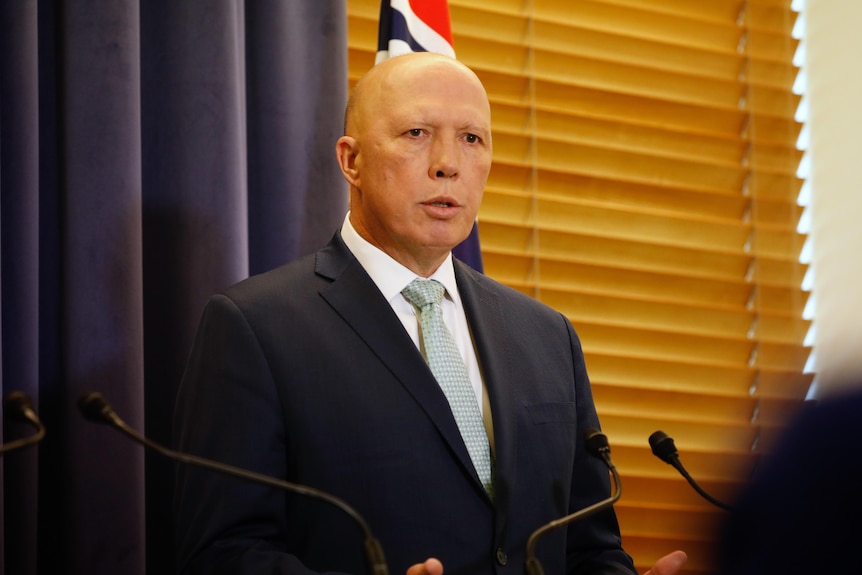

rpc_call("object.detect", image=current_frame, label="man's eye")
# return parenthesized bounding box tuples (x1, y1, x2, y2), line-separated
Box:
(408, 129, 423, 137)
(465, 134, 480, 144)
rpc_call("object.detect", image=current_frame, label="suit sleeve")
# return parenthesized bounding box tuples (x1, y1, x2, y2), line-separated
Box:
(172, 293, 341, 575)
(561, 316, 637, 575)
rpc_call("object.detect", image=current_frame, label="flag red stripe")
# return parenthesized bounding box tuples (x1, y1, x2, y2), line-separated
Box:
(408, 0, 453, 46)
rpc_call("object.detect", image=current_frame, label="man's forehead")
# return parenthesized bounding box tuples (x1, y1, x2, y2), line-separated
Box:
(349, 56, 488, 128)
(373, 95, 490, 131)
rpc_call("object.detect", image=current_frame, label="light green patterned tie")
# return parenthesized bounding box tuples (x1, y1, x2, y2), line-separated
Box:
(402, 278, 493, 495)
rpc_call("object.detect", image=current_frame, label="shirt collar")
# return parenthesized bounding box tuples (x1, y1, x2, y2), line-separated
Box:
(340, 213, 460, 305)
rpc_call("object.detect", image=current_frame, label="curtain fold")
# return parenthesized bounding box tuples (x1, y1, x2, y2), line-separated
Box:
(1, 2, 41, 574)
(62, 2, 146, 572)
(0, 1, 348, 573)
(246, 0, 349, 275)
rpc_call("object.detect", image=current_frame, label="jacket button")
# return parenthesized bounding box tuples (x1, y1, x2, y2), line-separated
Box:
(496, 548, 508, 565)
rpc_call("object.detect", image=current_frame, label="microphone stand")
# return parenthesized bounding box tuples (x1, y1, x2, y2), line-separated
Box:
(78, 391, 389, 575)
(525, 428, 622, 575)
(1, 391, 46, 455)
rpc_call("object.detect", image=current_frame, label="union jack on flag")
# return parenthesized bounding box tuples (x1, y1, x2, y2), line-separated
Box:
(375, 0, 485, 273)
(376, 0, 456, 63)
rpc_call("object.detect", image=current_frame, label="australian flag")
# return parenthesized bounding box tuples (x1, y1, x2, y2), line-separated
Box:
(376, 0, 485, 273)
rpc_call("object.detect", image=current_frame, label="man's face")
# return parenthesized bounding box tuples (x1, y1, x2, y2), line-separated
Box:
(338, 54, 493, 275)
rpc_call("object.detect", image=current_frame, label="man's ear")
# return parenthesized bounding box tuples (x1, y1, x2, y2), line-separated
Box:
(335, 136, 359, 186)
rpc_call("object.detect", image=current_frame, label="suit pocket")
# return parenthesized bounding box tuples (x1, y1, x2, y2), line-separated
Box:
(525, 401, 576, 425)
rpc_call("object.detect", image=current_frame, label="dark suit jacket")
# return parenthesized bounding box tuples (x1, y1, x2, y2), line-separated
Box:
(173, 232, 635, 575)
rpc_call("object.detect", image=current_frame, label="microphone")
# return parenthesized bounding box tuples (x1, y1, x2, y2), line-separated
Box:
(1, 391, 46, 455)
(525, 427, 622, 575)
(78, 391, 389, 575)
(648, 430, 733, 511)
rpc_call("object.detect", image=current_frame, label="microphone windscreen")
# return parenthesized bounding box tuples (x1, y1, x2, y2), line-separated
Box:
(78, 392, 114, 424)
(584, 427, 610, 458)
(648, 430, 678, 464)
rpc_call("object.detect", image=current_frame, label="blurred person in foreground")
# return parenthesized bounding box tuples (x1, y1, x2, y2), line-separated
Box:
(718, 387, 862, 575)
(173, 51, 687, 575)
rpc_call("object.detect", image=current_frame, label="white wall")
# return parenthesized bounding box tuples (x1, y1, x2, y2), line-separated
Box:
(806, 0, 862, 397)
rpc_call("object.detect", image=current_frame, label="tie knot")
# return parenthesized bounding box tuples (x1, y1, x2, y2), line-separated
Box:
(402, 278, 445, 310)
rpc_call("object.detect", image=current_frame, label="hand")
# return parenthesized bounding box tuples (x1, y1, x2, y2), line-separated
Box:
(643, 550, 687, 575)
(405, 558, 443, 575)
(644, 551, 688, 575)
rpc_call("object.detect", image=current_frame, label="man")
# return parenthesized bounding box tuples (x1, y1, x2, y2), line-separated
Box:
(173, 52, 687, 575)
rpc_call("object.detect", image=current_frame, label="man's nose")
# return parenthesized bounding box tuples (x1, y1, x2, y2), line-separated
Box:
(429, 139, 458, 179)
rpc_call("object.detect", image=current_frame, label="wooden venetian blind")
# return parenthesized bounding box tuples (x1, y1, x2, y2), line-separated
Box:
(346, 1, 811, 573)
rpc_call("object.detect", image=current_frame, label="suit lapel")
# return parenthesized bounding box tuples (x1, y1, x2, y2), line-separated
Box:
(314, 236, 486, 494)
(455, 261, 520, 512)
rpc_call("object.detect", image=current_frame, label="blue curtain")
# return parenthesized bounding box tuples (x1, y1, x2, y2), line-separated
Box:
(0, 1, 348, 574)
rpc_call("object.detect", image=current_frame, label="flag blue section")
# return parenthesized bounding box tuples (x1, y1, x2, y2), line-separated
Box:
(377, 3, 426, 53)
(453, 221, 484, 273)
(376, 0, 392, 52)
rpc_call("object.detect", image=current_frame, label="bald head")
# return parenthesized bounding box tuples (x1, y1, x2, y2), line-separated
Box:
(344, 52, 490, 136)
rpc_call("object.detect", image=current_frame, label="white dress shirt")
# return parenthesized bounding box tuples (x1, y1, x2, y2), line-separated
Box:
(340, 214, 494, 448)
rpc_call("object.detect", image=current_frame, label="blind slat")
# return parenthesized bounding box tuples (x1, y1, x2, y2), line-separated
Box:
(490, 103, 803, 172)
(478, 195, 803, 257)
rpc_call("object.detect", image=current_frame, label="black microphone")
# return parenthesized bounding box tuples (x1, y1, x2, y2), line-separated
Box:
(649, 430, 733, 511)
(525, 427, 622, 575)
(1, 391, 46, 455)
(78, 391, 389, 575)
